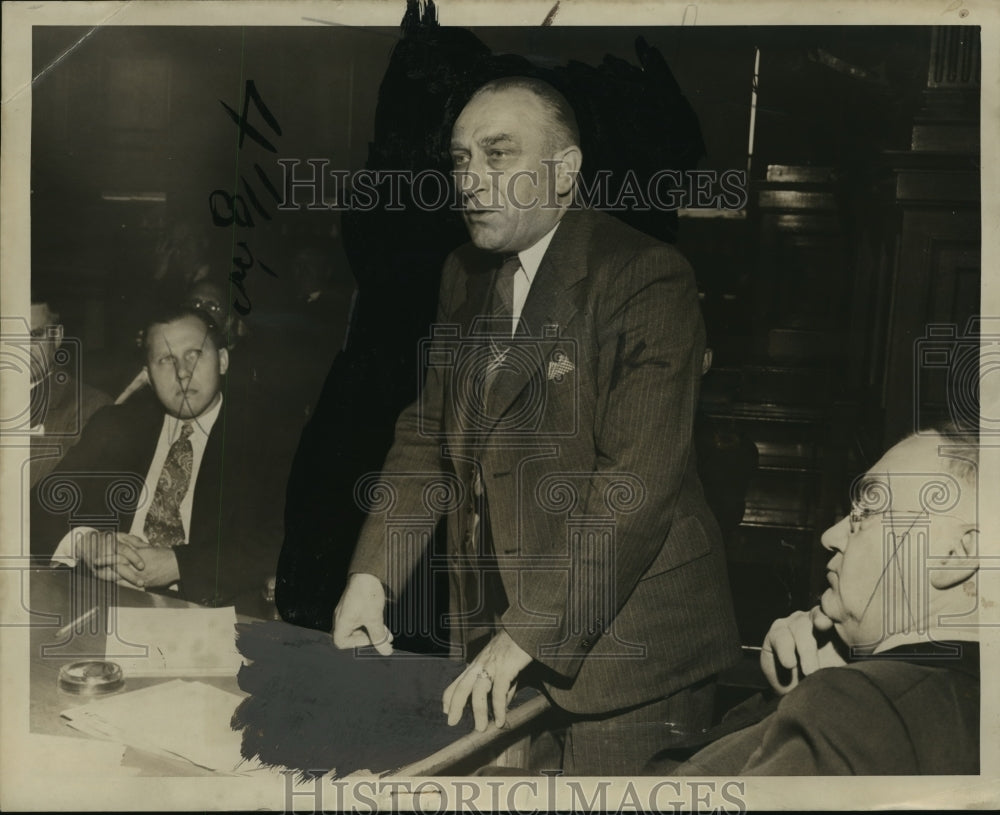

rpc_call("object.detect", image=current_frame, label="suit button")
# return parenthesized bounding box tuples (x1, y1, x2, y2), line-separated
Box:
(580, 639, 592, 649)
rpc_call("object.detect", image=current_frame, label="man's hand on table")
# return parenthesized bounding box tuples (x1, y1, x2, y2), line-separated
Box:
(73, 531, 179, 589)
(443, 629, 532, 732)
(760, 606, 847, 695)
(332, 573, 394, 655)
(74, 531, 147, 587)
(128, 539, 181, 587)
(331, 575, 530, 731)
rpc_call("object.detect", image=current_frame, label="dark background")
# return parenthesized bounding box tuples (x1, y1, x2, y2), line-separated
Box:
(31, 22, 981, 646)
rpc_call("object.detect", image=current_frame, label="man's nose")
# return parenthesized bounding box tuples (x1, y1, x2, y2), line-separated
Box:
(821, 513, 850, 552)
(175, 359, 195, 381)
(458, 160, 489, 198)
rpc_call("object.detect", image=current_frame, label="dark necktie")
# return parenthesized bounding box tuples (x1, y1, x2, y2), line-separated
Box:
(491, 254, 519, 331)
(144, 421, 194, 548)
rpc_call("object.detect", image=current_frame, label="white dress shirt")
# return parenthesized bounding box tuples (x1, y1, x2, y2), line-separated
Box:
(51, 396, 224, 569)
(508, 220, 561, 337)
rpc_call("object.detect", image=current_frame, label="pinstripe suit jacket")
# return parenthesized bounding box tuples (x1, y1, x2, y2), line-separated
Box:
(351, 207, 741, 714)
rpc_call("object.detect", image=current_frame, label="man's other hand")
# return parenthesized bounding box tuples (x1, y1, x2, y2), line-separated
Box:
(442, 629, 532, 732)
(332, 573, 393, 655)
(127, 538, 181, 587)
(760, 606, 847, 695)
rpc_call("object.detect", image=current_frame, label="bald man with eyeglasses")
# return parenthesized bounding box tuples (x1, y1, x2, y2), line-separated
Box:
(652, 424, 981, 776)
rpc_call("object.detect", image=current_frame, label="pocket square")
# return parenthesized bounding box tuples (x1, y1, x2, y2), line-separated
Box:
(547, 352, 575, 381)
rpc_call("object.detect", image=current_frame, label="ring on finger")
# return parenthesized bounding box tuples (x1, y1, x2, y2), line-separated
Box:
(476, 668, 492, 682)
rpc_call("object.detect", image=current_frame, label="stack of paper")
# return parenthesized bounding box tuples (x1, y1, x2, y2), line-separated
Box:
(106, 606, 243, 677)
(61, 679, 250, 774)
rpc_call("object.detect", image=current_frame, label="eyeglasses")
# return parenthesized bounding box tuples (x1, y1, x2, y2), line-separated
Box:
(187, 298, 225, 316)
(848, 501, 881, 534)
(29, 326, 62, 339)
(848, 501, 968, 535)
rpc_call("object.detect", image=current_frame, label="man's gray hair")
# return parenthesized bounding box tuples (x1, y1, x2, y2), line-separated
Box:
(933, 420, 979, 487)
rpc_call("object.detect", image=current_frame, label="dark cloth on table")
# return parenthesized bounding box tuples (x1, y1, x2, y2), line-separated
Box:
(655, 641, 980, 776)
(232, 619, 537, 777)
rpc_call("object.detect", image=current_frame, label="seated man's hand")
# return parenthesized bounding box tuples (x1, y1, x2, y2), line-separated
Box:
(332, 573, 393, 655)
(74, 530, 147, 588)
(442, 629, 532, 732)
(760, 606, 847, 695)
(127, 538, 181, 588)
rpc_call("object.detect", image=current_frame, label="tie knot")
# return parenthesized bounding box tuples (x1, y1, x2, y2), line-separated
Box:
(498, 254, 520, 279)
(178, 422, 194, 442)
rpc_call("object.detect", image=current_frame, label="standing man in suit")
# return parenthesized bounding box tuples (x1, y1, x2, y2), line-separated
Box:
(332, 76, 740, 774)
(31, 306, 286, 613)
(28, 296, 111, 487)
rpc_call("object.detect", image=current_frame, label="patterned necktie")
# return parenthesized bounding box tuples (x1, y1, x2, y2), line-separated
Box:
(482, 255, 520, 400)
(144, 421, 194, 548)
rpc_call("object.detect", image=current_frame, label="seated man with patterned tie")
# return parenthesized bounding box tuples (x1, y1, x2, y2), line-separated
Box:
(30, 305, 287, 612)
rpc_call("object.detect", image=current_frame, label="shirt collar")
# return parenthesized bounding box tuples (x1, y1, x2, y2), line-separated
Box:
(164, 393, 224, 442)
(858, 640, 979, 678)
(515, 221, 561, 284)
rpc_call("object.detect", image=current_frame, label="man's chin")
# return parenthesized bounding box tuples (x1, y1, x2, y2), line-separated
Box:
(819, 589, 840, 622)
(463, 220, 505, 251)
(167, 403, 203, 420)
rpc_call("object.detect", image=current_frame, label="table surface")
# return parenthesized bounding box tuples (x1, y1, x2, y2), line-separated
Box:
(28, 567, 252, 775)
(27, 567, 549, 778)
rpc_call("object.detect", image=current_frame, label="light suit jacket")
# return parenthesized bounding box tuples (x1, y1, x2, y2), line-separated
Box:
(351, 207, 740, 714)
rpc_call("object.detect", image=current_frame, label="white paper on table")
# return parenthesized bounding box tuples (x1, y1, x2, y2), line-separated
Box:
(61, 679, 250, 773)
(10, 734, 139, 777)
(107, 605, 243, 677)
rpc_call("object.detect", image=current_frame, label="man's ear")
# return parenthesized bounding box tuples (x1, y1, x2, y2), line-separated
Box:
(218, 347, 229, 377)
(930, 526, 979, 590)
(553, 145, 583, 197)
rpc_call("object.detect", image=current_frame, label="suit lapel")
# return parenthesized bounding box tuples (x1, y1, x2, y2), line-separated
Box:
(190, 403, 226, 541)
(485, 209, 591, 424)
(452, 263, 494, 332)
(116, 398, 163, 530)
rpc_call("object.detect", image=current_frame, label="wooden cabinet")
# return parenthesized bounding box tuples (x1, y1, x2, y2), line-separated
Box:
(689, 26, 980, 644)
